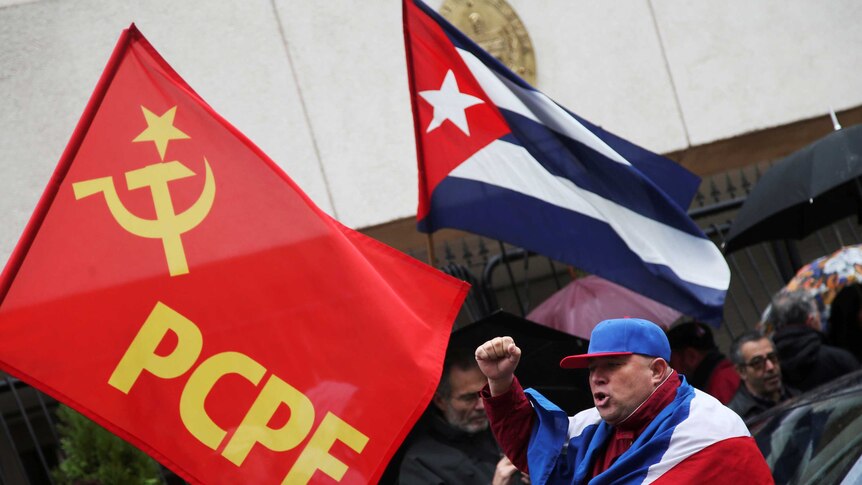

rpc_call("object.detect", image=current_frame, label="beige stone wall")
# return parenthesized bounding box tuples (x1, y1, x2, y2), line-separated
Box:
(2, 0, 861, 264)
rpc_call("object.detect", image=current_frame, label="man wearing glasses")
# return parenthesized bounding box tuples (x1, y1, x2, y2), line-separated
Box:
(727, 331, 799, 422)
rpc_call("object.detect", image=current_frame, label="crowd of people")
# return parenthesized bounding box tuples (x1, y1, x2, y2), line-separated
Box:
(390, 287, 861, 484)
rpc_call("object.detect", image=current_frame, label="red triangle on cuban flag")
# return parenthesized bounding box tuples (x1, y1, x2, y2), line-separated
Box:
(403, 0, 510, 220)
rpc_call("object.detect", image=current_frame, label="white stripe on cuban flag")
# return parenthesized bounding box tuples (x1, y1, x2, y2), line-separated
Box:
(449, 139, 728, 291)
(458, 50, 631, 167)
(642, 390, 750, 483)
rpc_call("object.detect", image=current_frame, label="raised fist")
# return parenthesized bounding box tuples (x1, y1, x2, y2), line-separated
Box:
(475, 336, 521, 395)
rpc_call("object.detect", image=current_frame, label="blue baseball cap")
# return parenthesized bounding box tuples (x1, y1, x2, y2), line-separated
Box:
(559, 318, 671, 369)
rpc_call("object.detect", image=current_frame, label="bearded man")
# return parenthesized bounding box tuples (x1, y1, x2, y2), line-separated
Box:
(398, 346, 525, 484)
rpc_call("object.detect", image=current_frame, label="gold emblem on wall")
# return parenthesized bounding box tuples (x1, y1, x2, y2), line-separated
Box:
(439, 0, 537, 86)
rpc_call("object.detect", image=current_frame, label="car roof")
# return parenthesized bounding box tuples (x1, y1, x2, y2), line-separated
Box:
(747, 368, 862, 429)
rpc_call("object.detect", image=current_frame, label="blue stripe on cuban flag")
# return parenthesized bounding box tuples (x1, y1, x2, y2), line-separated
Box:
(412, 0, 730, 323)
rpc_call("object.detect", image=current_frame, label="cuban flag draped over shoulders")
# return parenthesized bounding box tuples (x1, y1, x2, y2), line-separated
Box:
(402, 0, 730, 323)
(525, 381, 772, 484)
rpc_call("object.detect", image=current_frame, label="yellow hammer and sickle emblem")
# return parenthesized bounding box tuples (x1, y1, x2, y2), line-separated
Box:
(72, 159, 216, 277)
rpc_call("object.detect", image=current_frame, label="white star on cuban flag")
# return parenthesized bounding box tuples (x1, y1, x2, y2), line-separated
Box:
(419, 70, 484, 135)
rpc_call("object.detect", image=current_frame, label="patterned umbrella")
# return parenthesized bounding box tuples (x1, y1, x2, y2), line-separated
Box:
(784, 244, 862, 316)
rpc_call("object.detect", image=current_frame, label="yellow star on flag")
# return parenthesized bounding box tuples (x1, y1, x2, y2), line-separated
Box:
(132, 106, 190, 160)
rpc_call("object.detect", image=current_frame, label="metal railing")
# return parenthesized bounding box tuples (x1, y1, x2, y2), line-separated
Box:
(0, 377, 58, 484)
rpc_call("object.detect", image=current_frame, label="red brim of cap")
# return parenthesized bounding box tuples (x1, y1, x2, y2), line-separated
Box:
(559, 352, 634, 369)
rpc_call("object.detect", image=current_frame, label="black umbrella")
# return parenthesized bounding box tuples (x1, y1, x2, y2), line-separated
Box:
(450, 310, 592, 414)
(724, 125, 862, 253)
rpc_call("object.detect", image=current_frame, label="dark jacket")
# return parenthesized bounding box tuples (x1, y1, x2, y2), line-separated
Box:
(773, 325, 859, 392)
(727, 383, 799, 422)
(397, 410, 501, 484)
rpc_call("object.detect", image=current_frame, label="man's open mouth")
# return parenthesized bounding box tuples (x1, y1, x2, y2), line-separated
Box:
(594, 392, 610, 407)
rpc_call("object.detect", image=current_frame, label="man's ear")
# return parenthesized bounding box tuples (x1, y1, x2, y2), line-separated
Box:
(431, 393, 447, 411)
(650, 358, 669, 384)
(806, 313, 823, 332)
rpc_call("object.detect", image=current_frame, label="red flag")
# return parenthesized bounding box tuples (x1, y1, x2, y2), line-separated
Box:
(0, 25, 467, 484)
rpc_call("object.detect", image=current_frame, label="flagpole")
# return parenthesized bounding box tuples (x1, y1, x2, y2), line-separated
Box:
(426, 233, 437, 267)
(404, 0, 438, 270)
(829, 107, 842, 131)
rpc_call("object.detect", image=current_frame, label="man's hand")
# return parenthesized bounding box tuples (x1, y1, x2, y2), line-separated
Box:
(491, 456, 518, 485)
(492, 456, 530, 485)
(475, 337, 521, 396)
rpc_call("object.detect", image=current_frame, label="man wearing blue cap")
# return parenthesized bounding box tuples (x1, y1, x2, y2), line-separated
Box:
(475, 318, 772, 484)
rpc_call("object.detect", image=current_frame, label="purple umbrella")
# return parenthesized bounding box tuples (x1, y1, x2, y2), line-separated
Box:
(527, 275, 683, 339)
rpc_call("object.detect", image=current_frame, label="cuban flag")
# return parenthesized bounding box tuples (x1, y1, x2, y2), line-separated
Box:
(402, 0, 730, 324)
